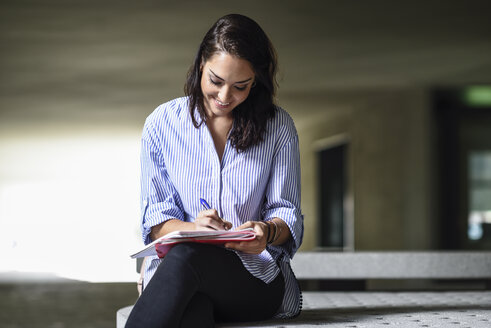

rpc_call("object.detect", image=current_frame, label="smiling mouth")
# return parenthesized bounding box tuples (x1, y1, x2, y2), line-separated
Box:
(214, 97, 231, 107)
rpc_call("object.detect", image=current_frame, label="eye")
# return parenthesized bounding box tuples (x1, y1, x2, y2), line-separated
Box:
(235, 85, 247, 91)
(209, 78, 221, 86)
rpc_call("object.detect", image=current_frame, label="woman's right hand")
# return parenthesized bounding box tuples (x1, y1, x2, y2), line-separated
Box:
(194, 209, 233, 231)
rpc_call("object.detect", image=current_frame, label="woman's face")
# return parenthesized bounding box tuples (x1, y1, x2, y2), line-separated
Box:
(200, 52, 255, 120)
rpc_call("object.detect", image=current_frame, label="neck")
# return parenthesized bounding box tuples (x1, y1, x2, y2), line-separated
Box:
(206, 115, 233, 162)
(207, 115, 233, 136)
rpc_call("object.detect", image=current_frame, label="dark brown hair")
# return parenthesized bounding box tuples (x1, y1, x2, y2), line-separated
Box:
(184, 14, 278, 152)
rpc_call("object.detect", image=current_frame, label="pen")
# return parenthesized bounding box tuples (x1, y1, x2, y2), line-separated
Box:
(200, 198, 212, 210)
(199, 198, 232, 230)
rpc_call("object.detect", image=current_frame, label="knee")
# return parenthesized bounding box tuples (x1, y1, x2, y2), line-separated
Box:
(159, 243, 228, 282)
(163, 243, 206, 267)
(152, 243, 204, 285)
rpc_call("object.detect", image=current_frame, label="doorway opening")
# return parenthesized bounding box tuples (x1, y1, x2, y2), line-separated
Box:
(434, 86, 491, 250)
(316, 135, 353, 250)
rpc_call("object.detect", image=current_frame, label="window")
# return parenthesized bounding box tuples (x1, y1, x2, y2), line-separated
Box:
(468, 151, 491, 241)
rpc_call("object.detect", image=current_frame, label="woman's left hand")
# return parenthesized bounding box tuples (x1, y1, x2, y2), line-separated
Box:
(224, 221, 269, 254)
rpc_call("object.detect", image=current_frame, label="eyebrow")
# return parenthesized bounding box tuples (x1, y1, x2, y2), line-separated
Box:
(209, 69, 253, 84)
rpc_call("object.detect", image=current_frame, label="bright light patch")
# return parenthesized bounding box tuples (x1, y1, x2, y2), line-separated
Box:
(463, 86, 491, 107)
(467, 151, 491, 242)
(0, 129, 143, 282)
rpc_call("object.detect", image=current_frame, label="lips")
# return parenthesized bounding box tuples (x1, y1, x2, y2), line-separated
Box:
(214, 97, 231, 109)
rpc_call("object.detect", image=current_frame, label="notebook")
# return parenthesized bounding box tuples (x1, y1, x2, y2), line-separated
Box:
(130, 228, 256, 258)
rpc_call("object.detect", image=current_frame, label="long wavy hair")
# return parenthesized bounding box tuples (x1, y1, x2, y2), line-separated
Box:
(184, 14, 278, 152)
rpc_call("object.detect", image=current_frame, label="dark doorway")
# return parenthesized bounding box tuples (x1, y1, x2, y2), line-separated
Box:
(433, 87, 491, 250)
(318, 143, 347, 248)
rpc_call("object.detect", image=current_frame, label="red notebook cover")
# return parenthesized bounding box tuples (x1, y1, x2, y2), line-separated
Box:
(130, 228, 256, 259)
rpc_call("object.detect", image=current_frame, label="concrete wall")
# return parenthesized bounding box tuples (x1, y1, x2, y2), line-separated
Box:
(280, 88, 436, 251)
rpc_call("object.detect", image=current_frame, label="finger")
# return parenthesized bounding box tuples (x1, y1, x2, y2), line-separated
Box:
(234, 221, 254, 231)
(199, 209, 220, 219)
(196, 216, 227, 231)
(223, 221, 233, 230)
(209, 219, 225, 230)
(208, 216, 232, 231)
(225, 242, 251, 252)
(225, 240, 263, 254)
(236, 221, 266, 241)
(252, 223, 267, 237)
(224, 242, 238, 249)
(198, 209, 232, 230)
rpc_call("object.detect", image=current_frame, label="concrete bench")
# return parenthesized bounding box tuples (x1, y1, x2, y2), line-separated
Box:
(117, 251, 491, 327)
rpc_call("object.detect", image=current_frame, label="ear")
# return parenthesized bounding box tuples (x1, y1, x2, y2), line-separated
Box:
(199, 56, 205, 73)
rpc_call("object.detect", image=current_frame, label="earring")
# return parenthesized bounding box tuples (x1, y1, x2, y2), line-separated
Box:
(252, 81, 257, 88)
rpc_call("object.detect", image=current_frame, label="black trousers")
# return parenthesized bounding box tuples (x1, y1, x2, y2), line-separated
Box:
(125, 243, 285, 328)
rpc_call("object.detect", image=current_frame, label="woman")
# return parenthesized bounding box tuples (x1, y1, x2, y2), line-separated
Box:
(126, 14, 303, 327)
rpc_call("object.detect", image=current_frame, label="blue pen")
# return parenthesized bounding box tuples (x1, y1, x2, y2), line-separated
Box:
(200, 198, 231, 230)
(200, 198, 212, 210)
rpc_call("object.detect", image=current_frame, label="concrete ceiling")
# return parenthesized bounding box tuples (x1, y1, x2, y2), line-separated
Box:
(1, 0, 490, 128)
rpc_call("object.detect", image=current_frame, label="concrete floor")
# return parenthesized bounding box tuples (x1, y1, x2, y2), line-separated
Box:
(117, 291, 491, 328)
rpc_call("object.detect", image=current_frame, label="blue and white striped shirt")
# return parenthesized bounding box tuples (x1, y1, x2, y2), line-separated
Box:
(140, 96, 304, 318)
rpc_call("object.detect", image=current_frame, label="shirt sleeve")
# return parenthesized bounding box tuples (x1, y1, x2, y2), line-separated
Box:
(140, 119, 185, 245)
(262, 132, 304, 259)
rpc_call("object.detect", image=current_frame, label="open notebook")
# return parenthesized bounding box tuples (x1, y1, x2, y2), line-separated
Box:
(130, 228, 256, 258)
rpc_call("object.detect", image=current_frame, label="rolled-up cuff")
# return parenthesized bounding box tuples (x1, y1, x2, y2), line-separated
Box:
(264, 209, 303, 259)
(142, 204, 185, 244)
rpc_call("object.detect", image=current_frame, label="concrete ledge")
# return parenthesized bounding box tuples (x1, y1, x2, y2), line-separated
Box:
(291, 251, 491, 279)
(118, 251, 491, 327)
(117, 305, 133, 328)
(118, 291, 491, 327)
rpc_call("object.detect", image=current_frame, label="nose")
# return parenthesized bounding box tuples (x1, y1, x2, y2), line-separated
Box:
(218, 86, 232, 102)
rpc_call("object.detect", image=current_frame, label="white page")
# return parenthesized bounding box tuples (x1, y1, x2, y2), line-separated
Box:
(130, 228, 255, 258)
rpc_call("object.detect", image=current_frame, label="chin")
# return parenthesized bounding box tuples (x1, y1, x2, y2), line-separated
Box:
(205, 97, 235, 117)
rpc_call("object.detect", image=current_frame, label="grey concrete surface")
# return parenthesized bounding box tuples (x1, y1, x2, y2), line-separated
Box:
(1, 0, 491, 127)
(0, 282, 138, 328)
(118, 251, 491, 327)
(291, 252, 491, 279)
(118, 291, 491, 328)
